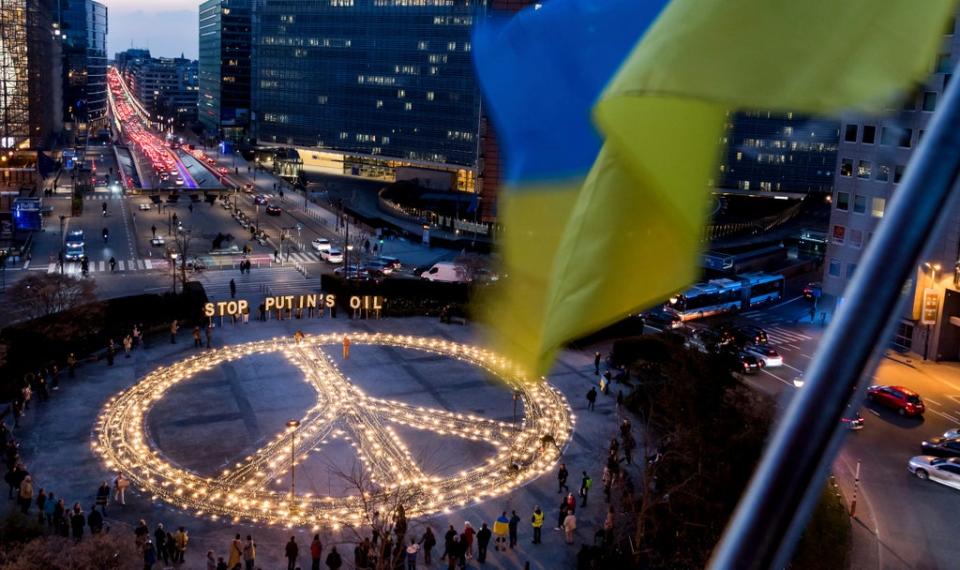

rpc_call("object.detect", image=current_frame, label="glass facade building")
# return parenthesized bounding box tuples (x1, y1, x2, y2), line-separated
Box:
(61, 0, 108, 131)
(718, 112, 839, 194)
(252, 0, 485, 171)
(199, 0, 252, 141)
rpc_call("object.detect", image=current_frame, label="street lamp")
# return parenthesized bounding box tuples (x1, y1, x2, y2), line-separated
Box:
(286, 419, 300, 509)
(925, 261, 942, 284)
(59, 215, 66, 275)
(170, 253, 178, 293)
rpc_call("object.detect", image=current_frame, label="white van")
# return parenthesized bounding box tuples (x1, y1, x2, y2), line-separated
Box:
(420, 262, 469, 283)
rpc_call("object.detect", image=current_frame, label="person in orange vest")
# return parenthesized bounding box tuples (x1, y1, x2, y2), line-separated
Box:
(342, 335, 351, 359)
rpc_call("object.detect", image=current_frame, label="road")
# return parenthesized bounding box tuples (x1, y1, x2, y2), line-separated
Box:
(703, 296, 960, 570)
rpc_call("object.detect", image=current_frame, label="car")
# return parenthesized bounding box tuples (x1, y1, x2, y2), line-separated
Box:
(138, 203, 151, 211)
(65, 229, 84, 248)
(242, 183, 255, 193)
(151, 236, 165, 246)
(842, 411, 865, 430)
(420, 261, 470, 283)
(727, 325, 768, 346)
(641, 308, 683, 330)
(378, 256, 401, 270)
(254, 194, 269, 205)
(64, 244, 84, 261)
(362, 259, 394, 275)
(738, 352, 762, 374)
(744, 345, 783, 367)
(311, 238, 332, 253)
(944, 428, 960, 439)
(921, 436, 960, 458)
(218, 167, 228, 174)
(320, 248, 344, 264)
(174, 177, 184, 186)
(265, 205, 282, 216)
(687, 329, 723, 353)
(908, 456, 960, 490)
(866, 385, 925, 417)
(333, 267, 372, 281)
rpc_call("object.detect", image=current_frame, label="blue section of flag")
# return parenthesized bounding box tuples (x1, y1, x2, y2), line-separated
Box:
(473, 0, 669, 187)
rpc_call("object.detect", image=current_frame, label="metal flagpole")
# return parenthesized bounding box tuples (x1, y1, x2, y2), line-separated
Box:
(709, 60, 960, 570)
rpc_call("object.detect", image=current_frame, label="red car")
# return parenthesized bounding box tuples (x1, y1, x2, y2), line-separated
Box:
(866, 385, 925, 417)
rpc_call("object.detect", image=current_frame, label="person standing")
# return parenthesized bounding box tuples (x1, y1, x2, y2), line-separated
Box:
(580, 471, 592, 507)
(462, 521, 475, 559)
(586, 387, 597, 411)
(43, 491, 56, 527)
(67, 352, 77, 378)
(531, 506, 543, 545)
(151, 225, 157, 238)
(113, 472, 129, 505)
(419, 526, 436, 565)
(405, 539, 419, 570)
(143, 540, 157, 570)
(325, 545, 342, 569)
(228, 533, 243, 569)
(123, 335, 133, 358)
(70, 504, 85, 542)
(563, 511, 577, 544)
(170, 320, 179, 344)
(594, 352, 601, 375)
(557, 463, 569, 493)
(193, 326, 202, 348)
(155, 524, 168, 566)
(476, 522, 491, 563)
(243, 535, 256, 570)
(96, 481, 109, 514)
(105, 341, 115, 366)
(35, 488, 47, 524)
(310, 533, 323, 570)
(508, 510, 520, 549)
(442, 524, 456, 562)
(342, 335, 351, 359)
(205, 551, 216, 570)
(493, 512, 509, 551)
(18, 474, 33, 514)
(229, 279, 236, 299)
(556, 498, 568, 531)
(603, 506, 615, 546)
(285, 536, 299, 570)
(174, 526, 189, 564)
(87, 504, 103, 534)
(205, 324, 213, 349)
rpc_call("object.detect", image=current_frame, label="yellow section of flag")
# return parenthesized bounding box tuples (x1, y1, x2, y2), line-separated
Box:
(501, 0, 957, 376)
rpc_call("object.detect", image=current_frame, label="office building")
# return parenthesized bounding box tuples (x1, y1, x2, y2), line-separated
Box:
(251, 0, 486, 191)
(199, 0, 252, 142)
(114, 48, 151, 73)
(823, 16, 960, 359)
(0, 0, 62, 153)
(60, 0, 108, 136)
(125, 56, 198, 116)
(718, 112, 839, 194)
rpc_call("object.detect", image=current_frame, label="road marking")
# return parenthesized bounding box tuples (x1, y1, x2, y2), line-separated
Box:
(867, 409, 881, 417)
(782, 363, 803, 373)
(799, 354, 812, 360)
(770, 295, 803, 309)
(925, 397, 943, 407)
(761, 369, 793, 387)
(929, 409, 960, 425)
(784, 344, 802, 351)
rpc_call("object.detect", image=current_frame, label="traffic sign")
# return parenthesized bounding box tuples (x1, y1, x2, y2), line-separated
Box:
(921, 288, 939, 325)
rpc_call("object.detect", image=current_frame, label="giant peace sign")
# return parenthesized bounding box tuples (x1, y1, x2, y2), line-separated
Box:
(94, 333, 574, 528)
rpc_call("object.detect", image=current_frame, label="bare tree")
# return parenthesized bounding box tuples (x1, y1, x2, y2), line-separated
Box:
(7, 273, 97, 321)
(173, 227, 194, 288)
(452, 254, 487, 282)
(0, 532, 141, 569)
(326, 459, 426, 570)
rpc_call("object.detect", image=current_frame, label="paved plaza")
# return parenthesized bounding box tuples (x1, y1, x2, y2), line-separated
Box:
(11, 316, 635, 569)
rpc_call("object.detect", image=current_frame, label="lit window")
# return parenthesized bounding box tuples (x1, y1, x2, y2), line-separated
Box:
(404, 102, 413, 111)
(871, 197, 886, 218)
(877, 164, 890, 182)
(832, 225, 846, 244)
(840, 158, 853, 177)
(857, 160, 871, 179)
(426, 92, 434, 101)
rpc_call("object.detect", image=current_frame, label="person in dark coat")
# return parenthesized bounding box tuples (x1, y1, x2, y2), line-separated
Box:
(155, 523, 168, 565)
(476, 523, 492, 563)
(325, 546, 342, 569)
(285, 536, 299, 570)
(96, 481, 109, 514)
(87, 505, 103, 534)
(70, 505, 85, 542)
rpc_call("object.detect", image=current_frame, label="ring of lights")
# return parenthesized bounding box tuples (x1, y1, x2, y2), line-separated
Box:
(94, 333, 573, 529)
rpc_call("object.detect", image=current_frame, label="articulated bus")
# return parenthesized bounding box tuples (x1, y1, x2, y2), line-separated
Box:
(666, 272, 785, 321)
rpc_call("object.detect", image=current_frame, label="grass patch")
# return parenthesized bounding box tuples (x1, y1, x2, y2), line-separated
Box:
(791, 478, 851, 570)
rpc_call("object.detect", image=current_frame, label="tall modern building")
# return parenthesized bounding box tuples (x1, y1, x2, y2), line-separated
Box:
(199, 0, 252, 142)
(0, 0, 62, 153)
(125, 56, 197, 116)
(251, 0, 486, 191)
(718, 112, 839, 194)
(823, 16, 960, 359)
(60, 0, 108, 137)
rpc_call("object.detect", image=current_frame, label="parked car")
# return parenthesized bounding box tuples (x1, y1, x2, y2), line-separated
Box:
(724, 325, 768, 346)
(803, 281, 822, 300)
(334, 267, 374, 281)
(921, 436, 960, 458)
(311, 238, 332, 252)
(866, 385, 925, 417)
(265, 205, 282, 216)
(743, 345, 783, 367)
(151, 236, 165, 246)
(641, 308, 683, 330)
(254, 194, 269, 205)
(138, 202, 151, 211)
(943, 428, 960, 439)
(362, 259, 394, 275)
(908, 456, 960, 490)
(378, 256, 401, 270)
(320, 248, 344, 264)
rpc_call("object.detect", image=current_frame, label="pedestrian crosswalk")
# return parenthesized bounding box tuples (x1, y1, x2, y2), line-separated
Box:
(275, 252, 324, 264)
(46, 258, 165, 275)
(741, 310, 814, 347)
(83, 194, 123, 200)
(762, 326, 813, 347)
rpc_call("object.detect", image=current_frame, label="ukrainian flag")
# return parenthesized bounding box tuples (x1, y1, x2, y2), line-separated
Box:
(474, 0, 956, 377)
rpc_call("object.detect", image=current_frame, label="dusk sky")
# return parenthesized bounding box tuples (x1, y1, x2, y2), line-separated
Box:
(106, 0, 199, 60)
